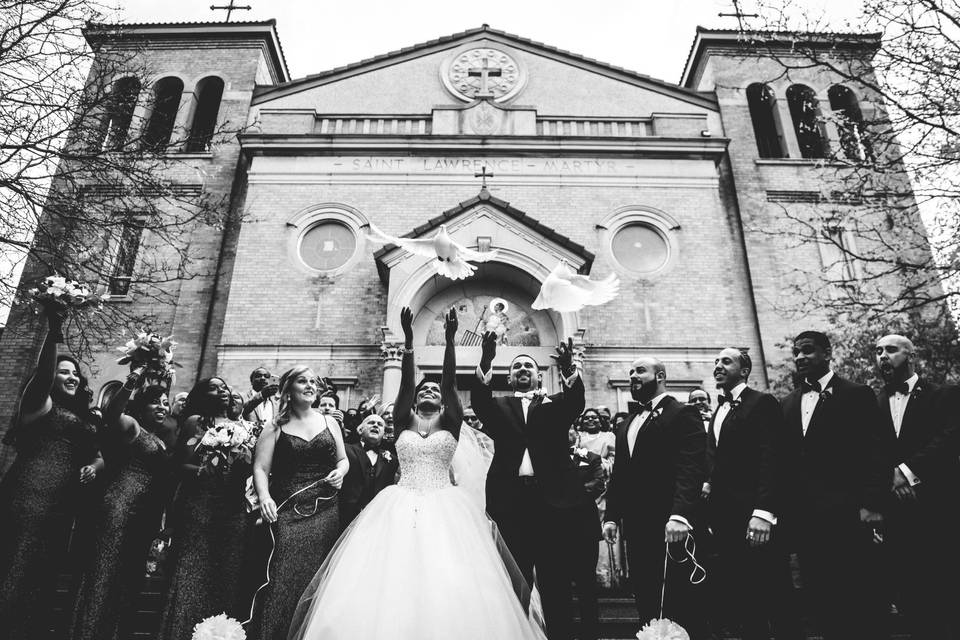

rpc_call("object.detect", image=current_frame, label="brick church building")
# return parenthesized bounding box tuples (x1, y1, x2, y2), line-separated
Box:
(0, 21, 923, 455)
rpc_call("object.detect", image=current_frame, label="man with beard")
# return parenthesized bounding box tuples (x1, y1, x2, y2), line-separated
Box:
(780, 331, 888, 640)
(340, 413, 399, 528)
(875, 334, 960, 639)
(472, 332, 589, 640)
(603, 356, 707, 637)
(242, 367, 279, 427)
(705, 348, 799, 640)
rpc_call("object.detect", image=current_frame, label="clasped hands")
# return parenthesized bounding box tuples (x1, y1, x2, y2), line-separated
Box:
(602, 519, 693, 544)
(891, 467, 916, 501)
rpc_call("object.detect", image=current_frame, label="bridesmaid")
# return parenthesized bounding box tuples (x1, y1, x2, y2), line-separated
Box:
(248, 366, 347, 640)
(70, 366, 171, 639)
(0, 303, 100, 639)
(158, 377, 258, 640)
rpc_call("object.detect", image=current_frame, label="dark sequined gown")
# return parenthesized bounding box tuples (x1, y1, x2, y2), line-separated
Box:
(69, 427, 168, 640)
(0, 404, 98, 640)
(248, 428, 340, 640)
(158, 419, 257, 640)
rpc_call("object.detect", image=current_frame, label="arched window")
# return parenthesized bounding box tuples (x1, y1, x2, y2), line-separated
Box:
(746, 83, 784, 158)
(186, 76, 224, 152)
(786, 84, 827, 159)
(828, 85, 868, 161)
(101, 76, 141, 150)
(142, 76, 184, 151)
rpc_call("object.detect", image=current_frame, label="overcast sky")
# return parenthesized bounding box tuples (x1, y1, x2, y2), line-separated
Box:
(118, 0, 866, 86)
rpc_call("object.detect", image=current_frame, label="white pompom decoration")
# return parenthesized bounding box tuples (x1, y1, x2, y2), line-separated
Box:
(635, 617, 690, 640)
(191, 613, 246, 640)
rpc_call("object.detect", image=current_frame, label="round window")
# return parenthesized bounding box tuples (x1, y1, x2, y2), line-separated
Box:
(611, 223, 670, 274)
(299, 221, 357, 271)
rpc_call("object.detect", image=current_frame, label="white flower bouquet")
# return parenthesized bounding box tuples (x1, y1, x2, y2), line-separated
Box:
(28, 275, 104, 310)
(636, 618, 690, 640)
(188, 419, 259, 477)
(116, 330, 179, 381)
(191, 613, 246, 640)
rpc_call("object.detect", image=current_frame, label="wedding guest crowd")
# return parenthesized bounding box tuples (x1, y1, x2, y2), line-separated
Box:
(0, 300, 957, 640)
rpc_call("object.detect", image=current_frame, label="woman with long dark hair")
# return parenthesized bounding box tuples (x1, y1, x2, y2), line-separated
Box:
(70, 365, 172, 640)
(247, 366, 347, 640)
(159, 376, 259, 640)
(0, 304, 101, 639)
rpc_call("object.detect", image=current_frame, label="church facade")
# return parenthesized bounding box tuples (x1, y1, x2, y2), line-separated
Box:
(0, 20, 916, 450)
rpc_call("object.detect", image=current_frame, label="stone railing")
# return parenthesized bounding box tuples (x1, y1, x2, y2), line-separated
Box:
(315, 116, 432, 135)
(536, 117, 651, 137)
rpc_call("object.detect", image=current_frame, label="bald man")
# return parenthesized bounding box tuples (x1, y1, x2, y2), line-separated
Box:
(875, 334, 960, 639)
(603, 356, 707, 637)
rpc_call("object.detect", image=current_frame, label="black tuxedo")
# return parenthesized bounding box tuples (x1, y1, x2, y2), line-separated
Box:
(471, 374, 587, 640)
(780, 373, 888, 640)
(706, 387, 797, 640)
(877, 380, 960, 639)
(340, 442, 398, 528)
(605, 395, 707, 636)
(570, 447, 603, 640)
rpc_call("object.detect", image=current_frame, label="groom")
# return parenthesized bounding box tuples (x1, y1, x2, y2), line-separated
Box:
(472, 332, 591, 640)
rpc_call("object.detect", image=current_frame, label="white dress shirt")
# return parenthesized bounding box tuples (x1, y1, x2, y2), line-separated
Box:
(889, 373, 921, 486)
(366, 448, 379, 466)
(800, 370, 834, 435)
(713, 382, 746, 445)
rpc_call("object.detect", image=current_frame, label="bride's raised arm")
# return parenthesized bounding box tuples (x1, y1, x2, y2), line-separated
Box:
(392, 307, 417, 434)
(439, 307, 463, 438)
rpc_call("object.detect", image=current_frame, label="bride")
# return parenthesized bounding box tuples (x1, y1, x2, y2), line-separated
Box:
(288, 307, 546, 640)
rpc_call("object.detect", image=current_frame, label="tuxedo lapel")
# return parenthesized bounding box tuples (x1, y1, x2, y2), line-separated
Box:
(783, 391, 803, 439)
(507, 396, 526, 428)
(805, 377, 837, 439)
(878, 389, 896, 439)
(898, 381, 925, 441)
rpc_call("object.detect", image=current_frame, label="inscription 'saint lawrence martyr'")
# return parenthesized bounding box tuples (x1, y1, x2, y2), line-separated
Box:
(445, 47, 523, 102)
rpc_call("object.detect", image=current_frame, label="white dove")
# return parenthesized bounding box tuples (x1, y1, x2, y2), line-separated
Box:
(531, 260, 620, 312)
(366, 223, 499, 280)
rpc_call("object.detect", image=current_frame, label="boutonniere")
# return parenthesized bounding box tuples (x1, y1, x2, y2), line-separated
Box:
(574, 447, 589, 458)
(381, 450, 392, 462)
(649, 407, 663, 421)
(728, 399, 742, 411)
(819, 387, 834, 402)
(911, 385, 923, 400)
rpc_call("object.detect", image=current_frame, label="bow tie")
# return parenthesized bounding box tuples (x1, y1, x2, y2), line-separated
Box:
(362, 443, 380, 453)
(884, 381, 910, 396)
(717, 394, 733, 406)
(801, 379, 822, 394)
(514, 391, 543, 401)
(628, 401, 653, 414)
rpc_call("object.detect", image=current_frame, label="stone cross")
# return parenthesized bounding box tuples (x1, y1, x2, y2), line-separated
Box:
(474, 166, 494, 188)
(468, 58, 502, 98)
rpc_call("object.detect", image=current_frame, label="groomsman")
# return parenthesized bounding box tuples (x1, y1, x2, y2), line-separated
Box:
(603, 356, 707, 637)
(340, 414, 398, 527)
(875, 334, 960, 639)
(472, 332, 589, 640)
(705, 348, 798, 640)
(780, 331, 888, 640)
(568, 425, 603, 640)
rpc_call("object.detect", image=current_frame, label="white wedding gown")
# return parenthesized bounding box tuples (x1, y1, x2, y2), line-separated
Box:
(287, 429, 547, 640)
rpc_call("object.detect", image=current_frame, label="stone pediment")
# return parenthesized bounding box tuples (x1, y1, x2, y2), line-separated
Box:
(373, 187, 593, 285)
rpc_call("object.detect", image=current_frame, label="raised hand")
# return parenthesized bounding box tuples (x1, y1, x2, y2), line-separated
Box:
(479, 330, 498, 372)
(444, 307, 458, 344)
(551, 337, 576, 377)
(400, 306, 414, 347)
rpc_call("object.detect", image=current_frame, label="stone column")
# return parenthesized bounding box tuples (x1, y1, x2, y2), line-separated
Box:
(380, 342, 404, 403)
(774, 95, 802, 158)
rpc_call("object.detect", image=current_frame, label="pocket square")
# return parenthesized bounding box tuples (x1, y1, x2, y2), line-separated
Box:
(540, 396, 552, 404)
(578, 461, 589, 467)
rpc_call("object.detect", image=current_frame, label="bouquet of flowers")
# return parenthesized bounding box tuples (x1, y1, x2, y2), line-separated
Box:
(636, 618, 690, 640)
(191, 613, 246, 640)
(27, 275, 104, 311)
(188, 419, 258, 477)
(116, 330, 180, 382)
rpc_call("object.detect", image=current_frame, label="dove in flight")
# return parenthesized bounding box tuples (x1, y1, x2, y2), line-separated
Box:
(531, 260, 620, 312)
(366, 223, 498, 280)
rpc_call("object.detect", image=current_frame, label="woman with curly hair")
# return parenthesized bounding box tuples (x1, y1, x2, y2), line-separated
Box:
(0, 303, 101, 639)
(159, 376, 259, 640)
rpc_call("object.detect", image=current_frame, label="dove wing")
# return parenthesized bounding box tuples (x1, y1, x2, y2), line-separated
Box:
(531, 273, 620, 312)
(450, 239, 499, 263)
(366, 223, 437, 258)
